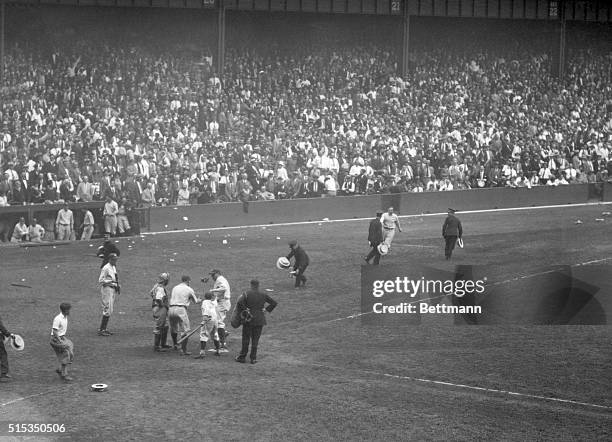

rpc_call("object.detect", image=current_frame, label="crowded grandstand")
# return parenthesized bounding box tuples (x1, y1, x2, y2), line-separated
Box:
(0, 6, 611, 211)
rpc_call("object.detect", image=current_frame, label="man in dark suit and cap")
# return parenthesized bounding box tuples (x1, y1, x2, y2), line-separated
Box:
(286, 240, 309, 288)
(235, 280, 278, 364)
(442, 208, 463, 260)
(364, 211, 384, 265)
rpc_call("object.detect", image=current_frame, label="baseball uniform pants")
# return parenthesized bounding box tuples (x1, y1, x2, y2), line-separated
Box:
(104, 216, 117, 235)
(81, 225, 94, 240)
(168, 306, 190, 335)
(117, 215, 130, 234)
(57, 225, 72, 241)
(383, 228, 395, 246)
(152, 306, 168, 334)
(100, 286, 116, 317)
(199, 319, 219, 342)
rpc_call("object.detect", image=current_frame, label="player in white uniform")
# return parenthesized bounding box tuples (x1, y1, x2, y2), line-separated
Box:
(381, 206, 402, 248)
(194, 292, 221, 359)
(50, 303, 74, 382)
(206, 269, 231, 351)
(98, 253, 120, 336)
(168, 275, 200, 355)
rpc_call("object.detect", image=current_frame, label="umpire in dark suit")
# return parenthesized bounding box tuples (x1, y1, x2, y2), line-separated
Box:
(287, 240, 309, 287)
(235, 280, 278, 364)
(364, 211, 384, 265)
(442, 208, 463, 260)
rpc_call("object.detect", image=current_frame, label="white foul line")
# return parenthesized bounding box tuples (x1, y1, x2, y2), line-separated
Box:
(141, 201, 612, 236)
(488, 256, 612, 287)
(304, 362, 612, 412)
(0, 391, 52, 407)
(382, 373, 612, 411)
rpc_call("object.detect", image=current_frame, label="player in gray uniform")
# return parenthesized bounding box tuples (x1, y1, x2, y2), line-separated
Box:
(150, 273, 171, 352)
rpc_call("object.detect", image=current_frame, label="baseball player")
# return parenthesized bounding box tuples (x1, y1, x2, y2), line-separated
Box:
(150, 273, 171, 352)
(55, 202, 74, 241)
(80, 208, 95, 240)
(287, 240, 309, 288)
(50, 303, 74, 382)
(194, 292, 221, 359)
(381, 206, 402, 248)
(97, 232, 120, 268)
(205, 269, 231, 351)
(98, 253, 120, 336)
(103, 195, 119, 237)
(168, 275, 200, 356)
(442, 208, 463, 260)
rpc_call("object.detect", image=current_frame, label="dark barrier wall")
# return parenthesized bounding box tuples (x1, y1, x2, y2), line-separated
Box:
(146, 184, 591, 232)
(0, 184, 596, 239)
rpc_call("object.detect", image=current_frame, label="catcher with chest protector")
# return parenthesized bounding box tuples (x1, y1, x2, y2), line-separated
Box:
(150, 273, 171, 352)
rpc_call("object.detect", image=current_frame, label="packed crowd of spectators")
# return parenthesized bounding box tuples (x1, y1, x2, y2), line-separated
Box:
(1, 11, 611, 212)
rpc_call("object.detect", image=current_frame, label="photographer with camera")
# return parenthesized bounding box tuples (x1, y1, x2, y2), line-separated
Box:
(234, 280, 277, 365)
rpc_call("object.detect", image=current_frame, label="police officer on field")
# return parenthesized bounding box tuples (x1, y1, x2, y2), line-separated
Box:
(364, 211, 384, 265)
(235, 279, 278, 364)
(442, 208, 463, 260)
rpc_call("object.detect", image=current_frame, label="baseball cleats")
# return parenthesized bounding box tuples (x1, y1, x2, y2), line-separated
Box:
(250, 359, 258, 365)
(235, 356, 246, 363)
(193, 353, 206, 359)
(62, 376, 74, 382)
(98, 330, 112, 336)
(180, 350, 192, 356)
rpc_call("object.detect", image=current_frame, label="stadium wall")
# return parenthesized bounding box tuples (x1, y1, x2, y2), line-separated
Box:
(0, 184, 597, 239)
(145, 184, 591, 232)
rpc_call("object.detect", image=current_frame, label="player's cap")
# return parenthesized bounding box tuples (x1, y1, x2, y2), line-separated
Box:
(209, 269, 221, 276)
(108, 253, 118, 258)
(250, 279, 260, 287)
(288, 240, 297, 247)
(376, 211, 383, 217)
(448, 208, 457, 213)
(60, 302, 72, 312)
(181, 275, 191, 282)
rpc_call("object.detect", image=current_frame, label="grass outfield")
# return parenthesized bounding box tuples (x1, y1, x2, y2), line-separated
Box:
(0, 203, 611, 441)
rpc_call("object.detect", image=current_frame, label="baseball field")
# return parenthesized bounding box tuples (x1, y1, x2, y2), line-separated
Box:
(0, 202, 611, 441)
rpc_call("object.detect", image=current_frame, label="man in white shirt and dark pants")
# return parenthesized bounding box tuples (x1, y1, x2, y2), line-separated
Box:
(98, 254, 120, 336)
(50, 303, 74, 382)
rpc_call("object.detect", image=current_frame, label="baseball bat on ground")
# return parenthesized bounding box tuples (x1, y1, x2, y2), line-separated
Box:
(176, 324, 204, 345)
(10, 283, 33, 289)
